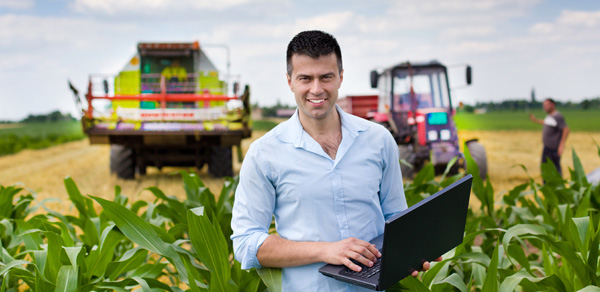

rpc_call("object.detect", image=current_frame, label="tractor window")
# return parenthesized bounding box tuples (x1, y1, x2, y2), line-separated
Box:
(392, 68, 450, 111)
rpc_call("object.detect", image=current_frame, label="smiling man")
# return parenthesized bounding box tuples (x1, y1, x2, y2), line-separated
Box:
(231, 30, 426, 291)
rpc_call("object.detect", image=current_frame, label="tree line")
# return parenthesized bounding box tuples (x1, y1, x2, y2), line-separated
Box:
(461, 97, 600, 112)
(1, 110, 76, 124)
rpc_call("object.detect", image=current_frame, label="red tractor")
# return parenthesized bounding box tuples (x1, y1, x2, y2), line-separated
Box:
(340, 60, 487, 179)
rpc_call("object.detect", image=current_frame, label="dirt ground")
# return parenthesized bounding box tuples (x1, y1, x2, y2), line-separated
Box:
(1, 130, 599, 214)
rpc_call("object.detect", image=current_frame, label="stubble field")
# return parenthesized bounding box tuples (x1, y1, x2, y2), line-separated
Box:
(1, 130, 599, 214)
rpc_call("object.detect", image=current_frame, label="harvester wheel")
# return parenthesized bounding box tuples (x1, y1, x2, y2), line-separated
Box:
(110, 145, 136, 179)
(398, 144, 416, 179)
(466, 139, 488, 179)
(208, 146, 233, 178)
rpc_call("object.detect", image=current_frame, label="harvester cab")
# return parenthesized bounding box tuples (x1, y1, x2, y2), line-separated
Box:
(370, 60, 486, 179)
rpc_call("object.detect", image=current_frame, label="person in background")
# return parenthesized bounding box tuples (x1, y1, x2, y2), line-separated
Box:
(161, 59, 187, 83)
(529, 98, 569, 176)
(231, 30, 433, 291)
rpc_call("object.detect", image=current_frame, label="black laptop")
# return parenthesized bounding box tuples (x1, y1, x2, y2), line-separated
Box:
(319, 174, 473, 291)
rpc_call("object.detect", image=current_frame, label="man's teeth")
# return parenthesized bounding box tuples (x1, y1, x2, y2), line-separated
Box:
(309, 99, 325, 104)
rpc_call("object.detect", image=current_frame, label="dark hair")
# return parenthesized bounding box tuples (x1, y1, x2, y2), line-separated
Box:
(545, 98, 556, 105)
(286, 30, 343, 76)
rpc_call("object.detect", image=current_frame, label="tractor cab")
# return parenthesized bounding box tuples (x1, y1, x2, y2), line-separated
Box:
(370, 60, 473, 176)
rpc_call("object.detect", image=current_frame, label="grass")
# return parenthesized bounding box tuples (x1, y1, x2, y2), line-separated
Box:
(454, 109, 600, 131)
(251, 119, 280, 131)
(0, 120, 85, 155)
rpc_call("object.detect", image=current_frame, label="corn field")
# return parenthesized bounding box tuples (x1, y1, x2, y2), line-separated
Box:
(0, 143, 599, 291)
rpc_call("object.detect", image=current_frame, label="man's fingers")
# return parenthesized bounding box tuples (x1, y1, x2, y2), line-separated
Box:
(349, 251, 374, 268)
(422, 261, 430, 271)
(343, 256, 364, 272)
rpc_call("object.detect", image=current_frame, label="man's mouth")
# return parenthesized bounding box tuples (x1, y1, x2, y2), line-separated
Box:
(308, 99, 325, 104)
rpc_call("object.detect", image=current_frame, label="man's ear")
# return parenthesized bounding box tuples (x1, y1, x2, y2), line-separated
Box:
(286, 73, 294, 92)
(339, 69, 344, 88)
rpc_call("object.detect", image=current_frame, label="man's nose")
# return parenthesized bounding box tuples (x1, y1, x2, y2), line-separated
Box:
(309, 80, 324, 96)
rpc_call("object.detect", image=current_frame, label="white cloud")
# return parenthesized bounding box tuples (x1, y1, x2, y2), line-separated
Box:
(72, 0, 277, 16)
(0, 14, 137, 48)
(0, 0, 34, 10)
(440, 26, 496, 40)
(557, 10, 600, 28)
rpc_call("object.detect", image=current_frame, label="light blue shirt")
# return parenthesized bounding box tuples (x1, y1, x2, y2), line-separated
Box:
(231, 106, 407, 291)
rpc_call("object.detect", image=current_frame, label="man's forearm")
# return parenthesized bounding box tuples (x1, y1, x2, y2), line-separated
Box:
(256, 234, 381, 272)
(558, 127, 569, 155)
(256, 235, 325, 268)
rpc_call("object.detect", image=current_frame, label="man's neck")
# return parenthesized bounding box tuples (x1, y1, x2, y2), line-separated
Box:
(299, 109, 342, 159)
(299, 109, 341, 137)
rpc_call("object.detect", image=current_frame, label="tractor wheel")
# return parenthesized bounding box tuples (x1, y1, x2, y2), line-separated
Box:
(110, 145, 136, 179)
(398, 144, 416, 179)
(208, 146, 233, 178)
(466, 139, 488, 179)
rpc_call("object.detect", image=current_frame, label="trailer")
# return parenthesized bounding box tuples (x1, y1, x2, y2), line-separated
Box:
(70, 41, 251, 179)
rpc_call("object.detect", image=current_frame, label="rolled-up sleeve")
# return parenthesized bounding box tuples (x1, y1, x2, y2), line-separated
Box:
(379, 132, 408, 220)
(231, 143, 276, 270)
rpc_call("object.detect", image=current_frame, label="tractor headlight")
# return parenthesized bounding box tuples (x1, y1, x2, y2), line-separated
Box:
(427, 130, 438, 141)
(440, 129, 451, 140)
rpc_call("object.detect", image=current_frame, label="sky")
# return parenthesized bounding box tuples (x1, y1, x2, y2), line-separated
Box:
(0, 0, 599, 121)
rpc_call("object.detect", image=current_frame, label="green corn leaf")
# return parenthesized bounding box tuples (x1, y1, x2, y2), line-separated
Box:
(61, 246, 84, 271)
(91, 195, 188, 282)
(506, 243, 530, 272)
(54, 265, 78, 292)
(107, 248, 149, 280)
(0, 259, 32, 277)
(33, 264, 56, 292)
(256, 267, 282, 292)
(45, 232, 65, 283)
(481, 241, 500, 292)
(53, 221, 74, 248)
(0, 186, 21, 219)
(146, 186, 187, 224)
(570, 217, 590, 255)
(180, 253, 209, 291)
(86, 225, 124, 279)
(82, 216, 100, 248)
(131, 261, 168, 278)
(499, 269, 567, 292)
(131, 276, 152, 292)
(571, 149, 589, 188)
(398, 275, 431, 292)
(586, 217, 600, 277)
(422, 259, 451, 287)
(15, 220, 44, 251)
(432, 273, 467, 292)
(577, 286, 600, 292)
(464, 142, 487, 213)
(541, 159, 564, 187)
(64, 177, 96, 218)
(187, 207, 232, 291)
(233, 263, 261, 292)
(538, 235, 590, 285)
(502, 224, 547, 251)
(413, 162, 435, 187)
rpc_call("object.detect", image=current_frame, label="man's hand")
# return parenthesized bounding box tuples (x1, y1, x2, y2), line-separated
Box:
(558, 143, 565, 156)
(411, 256, 443, 277)
(322, 237, 381, 272)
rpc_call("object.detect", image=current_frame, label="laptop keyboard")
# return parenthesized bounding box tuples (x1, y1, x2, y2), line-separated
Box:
(340, 259, 382, 278)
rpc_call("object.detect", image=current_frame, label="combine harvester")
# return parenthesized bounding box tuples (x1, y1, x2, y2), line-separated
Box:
(70, 41, 251, 179)
(338, 60, 487, 179)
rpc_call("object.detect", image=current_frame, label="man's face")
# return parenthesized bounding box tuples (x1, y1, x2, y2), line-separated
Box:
(287, 53, 343, 121)
(543, 100, 554, 114)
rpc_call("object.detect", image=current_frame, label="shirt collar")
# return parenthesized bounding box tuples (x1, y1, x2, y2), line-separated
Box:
(276, 104, 369, 147)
